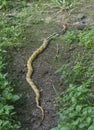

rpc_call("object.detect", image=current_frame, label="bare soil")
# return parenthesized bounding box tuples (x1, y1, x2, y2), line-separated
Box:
(7, 43, 62, 130)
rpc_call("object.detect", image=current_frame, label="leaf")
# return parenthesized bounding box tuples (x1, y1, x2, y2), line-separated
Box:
(88, 123, 94, 130)
(71, 97, 76, 103)
(12, 95, 20, 102)
(86, 117, 91, 125)
(60, 126, 69, 130)
(72, 119, 80, 126)
(54, 65, 64, 74)
(79, 123, 87, 128)
(2, 89, 12, 99)
(50, 128, 58, 130)
(76, 105, 82, 112)
(0, 120, 3, 125)
(4, 105, 14, 114)
(60, 74, 65, 80)
(2, 89, 12, 100)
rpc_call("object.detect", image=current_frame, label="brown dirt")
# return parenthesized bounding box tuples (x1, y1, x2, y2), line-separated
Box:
(6, 42, 64, 130)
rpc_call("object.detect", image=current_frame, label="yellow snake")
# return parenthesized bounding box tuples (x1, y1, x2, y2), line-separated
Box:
(26, 24, 67, 121)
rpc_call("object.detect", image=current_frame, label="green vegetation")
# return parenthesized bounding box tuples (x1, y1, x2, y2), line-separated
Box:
(1, 0, 94, 129)
(51, 27, 94, 130)
(55, 0, 77, 9)
(0, 13, 21, 47)
(63, 30, 78, 45)
(79, 26, 94, 49)
(0, 0, 7, 9)
(0, 2, 21, 130)
(52, 84, 94, 130)
(0, 49, 20, 130)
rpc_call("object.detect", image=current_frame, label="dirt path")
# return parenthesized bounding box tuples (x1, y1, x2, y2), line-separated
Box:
(6, 0, 94, 130)
(7, 42, 64, 130)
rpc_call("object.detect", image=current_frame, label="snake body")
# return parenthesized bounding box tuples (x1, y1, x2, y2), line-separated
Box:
(26, 25, 67, 121)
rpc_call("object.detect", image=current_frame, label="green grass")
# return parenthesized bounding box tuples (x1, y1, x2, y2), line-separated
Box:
(79, 26, 94, 49)
(51, 26, 94, 130)
(52, 0, 77, 9)
(0, 13, 21, 47)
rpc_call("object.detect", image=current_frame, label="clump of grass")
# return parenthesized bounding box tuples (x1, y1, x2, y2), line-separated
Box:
(78, 26, 94, 49)
(0, 13, 21, 47)
(53, 0, 77, 9)
(63, 30, 78, 44)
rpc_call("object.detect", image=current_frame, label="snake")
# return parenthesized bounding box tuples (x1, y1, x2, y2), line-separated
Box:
(26, 24, 67, 121)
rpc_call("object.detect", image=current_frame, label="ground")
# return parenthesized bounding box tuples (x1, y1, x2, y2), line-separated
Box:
(5, 0, 94, 130)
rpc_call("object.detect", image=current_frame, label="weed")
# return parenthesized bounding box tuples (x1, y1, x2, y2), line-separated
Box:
(0, 13, 21, 47)
(51, 84, 94, 130)
(55, 61, 86, 85)
(78, 26, 94, 49)
(55, 0, 77, 9)
(52, 25, 94, 130)
(63, 30, 78, 44)
(0, 4, 21, 129)
(0, 49, 21, 130)
(0, 0, 7, 9)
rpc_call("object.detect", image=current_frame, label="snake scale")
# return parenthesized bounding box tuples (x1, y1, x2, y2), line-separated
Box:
(26, 24, 67, 121)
